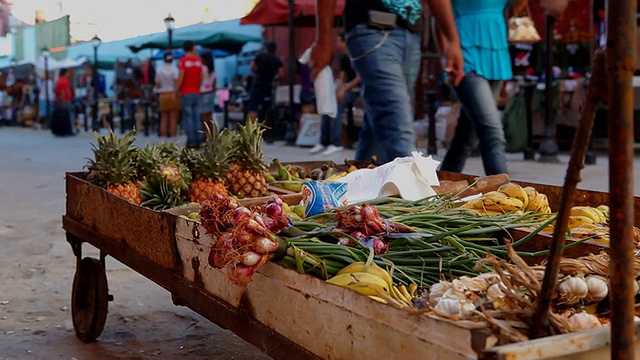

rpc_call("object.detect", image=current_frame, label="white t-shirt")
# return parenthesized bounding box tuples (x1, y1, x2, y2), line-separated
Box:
(155, 63, 179, 93)
(38, 79, 55, 101)
(200, 65, 216, 93)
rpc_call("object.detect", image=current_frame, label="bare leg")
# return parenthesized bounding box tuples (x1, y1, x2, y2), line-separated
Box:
(169, 110, 179, 137)
(159, 111, 169, 137)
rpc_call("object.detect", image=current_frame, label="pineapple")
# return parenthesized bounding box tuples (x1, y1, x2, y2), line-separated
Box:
(226, 120, 269, 199)
(85, 130, 141, 204)
(137, 141, 192, 210)
(140, 171, 187, 211)
(187, 123, 237, 203)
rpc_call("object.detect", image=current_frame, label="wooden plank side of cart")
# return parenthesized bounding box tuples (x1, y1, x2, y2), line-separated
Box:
(64, 170, 640, 359)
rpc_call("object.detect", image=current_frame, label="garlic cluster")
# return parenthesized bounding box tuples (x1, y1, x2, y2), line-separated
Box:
(566, 311, 602, 331)
(584, 275, 608, 303)
(558, 276, 588, 305)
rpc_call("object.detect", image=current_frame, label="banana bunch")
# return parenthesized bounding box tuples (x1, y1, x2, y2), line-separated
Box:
(283, 202, 306, 221)
(327, 262, 417, 306)
(541, 205, 610, 238)
(568, 222, 610, 243)
(461, 182, 551, 216)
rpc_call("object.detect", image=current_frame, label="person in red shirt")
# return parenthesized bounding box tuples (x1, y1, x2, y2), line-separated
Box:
(175, 40, 203, 148)
(54, 68, 75, 134)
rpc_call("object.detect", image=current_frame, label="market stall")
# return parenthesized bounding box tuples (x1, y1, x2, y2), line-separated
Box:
(62, 114, 639, 359)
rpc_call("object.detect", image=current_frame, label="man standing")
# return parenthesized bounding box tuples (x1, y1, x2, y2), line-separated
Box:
(310, 33, 361, 156)
(247, 42, 284, 123)
(54, 68, 74, 135)
(175, 40, 203, 148)
(310, 0, 464, 164)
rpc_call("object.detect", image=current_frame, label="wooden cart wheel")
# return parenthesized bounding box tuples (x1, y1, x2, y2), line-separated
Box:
(71, 257, 109, 342)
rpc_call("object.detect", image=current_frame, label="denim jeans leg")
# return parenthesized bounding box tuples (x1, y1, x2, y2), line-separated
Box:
(182, 94, 197, 145)
(445, 73, 507, 175)
(347, 26, 419, 164)
(330, 91, 352, 147)
(320, 114, 331, 147)
(440, 109, 474, 173)
(192, 94, 203, 144)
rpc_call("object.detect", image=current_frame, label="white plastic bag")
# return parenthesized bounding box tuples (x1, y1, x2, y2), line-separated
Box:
(299, 48, 337, 118)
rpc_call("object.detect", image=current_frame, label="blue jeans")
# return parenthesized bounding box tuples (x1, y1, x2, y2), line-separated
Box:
(440, 72, 507, 175)
(181, 93, 202, 146)
(346, 25, 421, 164)
(320, 90, 357, 147)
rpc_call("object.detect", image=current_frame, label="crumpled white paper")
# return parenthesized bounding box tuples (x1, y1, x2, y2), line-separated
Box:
(299, 48, 337, 118)
(337, 151, 441, 204)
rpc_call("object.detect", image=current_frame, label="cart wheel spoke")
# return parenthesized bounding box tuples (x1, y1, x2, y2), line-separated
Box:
(71, 257, 109, 342)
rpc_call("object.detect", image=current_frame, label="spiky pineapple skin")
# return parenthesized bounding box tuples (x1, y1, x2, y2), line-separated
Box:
(226, 165, 268, 199)
(107, 183, 141, 204)
(189, 178, 229, 203)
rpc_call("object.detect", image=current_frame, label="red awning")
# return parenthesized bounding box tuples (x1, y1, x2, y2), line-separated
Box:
(241, 0, 345, 27)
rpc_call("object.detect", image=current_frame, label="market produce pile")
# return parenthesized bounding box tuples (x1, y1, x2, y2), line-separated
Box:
(85, 127, 640, 345)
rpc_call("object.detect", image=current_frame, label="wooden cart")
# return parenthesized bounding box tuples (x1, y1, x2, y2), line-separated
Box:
(62, 171, 640, 360)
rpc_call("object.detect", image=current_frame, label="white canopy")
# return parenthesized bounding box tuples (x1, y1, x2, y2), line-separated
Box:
(35, 56, 89, 73)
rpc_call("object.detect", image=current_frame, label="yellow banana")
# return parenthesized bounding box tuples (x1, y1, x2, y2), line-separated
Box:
(397, 284, 413, 303)
(347, 165, 358, 173)
(326, 272, 390, 297)
(537, 204, 552, 214)
(497, 182, 529, 209)
(460, 198, 485, 209)
(483, 191, 509, 198)
(270, 181, 303, 192)
(326, 171, 348, 181)
(481, 196, 524, 212)
(264, 172, 277, 183)
(568, 215, 595, 229)
(597, 204, 610, 219)
(589, 207, 607, 223)
(570, 206, 601, 223)
(473, 208, 509, 216)
(336, 262, 394, 289)
(390, 285, 412, 306)
(368, 295, 388, 304)
(408, 283, 418, 298)
(523, 186, 540, 212)
(292, 204, 306, 219)
(273, 158, 293, 181)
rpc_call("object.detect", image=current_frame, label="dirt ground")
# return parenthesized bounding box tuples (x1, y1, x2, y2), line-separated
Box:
(0, 128, 272, 360)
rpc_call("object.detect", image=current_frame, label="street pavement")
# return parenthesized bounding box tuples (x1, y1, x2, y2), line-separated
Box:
(0, 126, 639, 359)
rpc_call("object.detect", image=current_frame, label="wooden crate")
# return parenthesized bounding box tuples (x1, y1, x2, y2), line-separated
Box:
(65, 172, 180, 270)
(174, 217, 640, 360)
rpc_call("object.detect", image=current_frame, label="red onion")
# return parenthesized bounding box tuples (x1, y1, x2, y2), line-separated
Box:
(275, 215, 292, 232)
(372, 237, 388, 254)
(260, 215, 277, 232)
(263, 202, 283, 219)
(241, 251, 263, 267)
(235, 229, 253, 246)
(350, 231, 366, 240)
(229, 264, 255, 286)
(255, 237, 279, 254)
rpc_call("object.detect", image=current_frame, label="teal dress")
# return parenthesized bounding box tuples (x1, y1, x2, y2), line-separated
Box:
(451, 0, 512, 80)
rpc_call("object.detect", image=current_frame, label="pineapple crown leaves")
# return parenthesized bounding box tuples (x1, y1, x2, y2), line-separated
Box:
(230, 120, 268, 173)
(85, 129, 139, 187)
(140, 171, 188, 211)
(192, 122, 238, 180)
(135, 141, 185, 180)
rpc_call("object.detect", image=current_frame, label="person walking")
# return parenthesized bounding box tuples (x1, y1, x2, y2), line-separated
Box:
(155, 51, 180, 139)
(438, 0, 525, 175)
(53, 68, 75, 135)
(37, 71, 55, 129)
(175, 41, 203, 148)
(310, 0, 464, 164)
(309, 33, 361, 156)
(247, 42, 284, 123)
(200, 51, 217, 130)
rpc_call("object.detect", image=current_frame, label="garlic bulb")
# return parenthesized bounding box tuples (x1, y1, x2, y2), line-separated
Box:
(585, 275, 608, 303)
(567, 312, 602, 332)
(434, 298, 461, 316)
(558, 276, 588, 304)
(460, 300, 477, 317)
(486, 282, 506, 302)
(453, 276, 489, 293)
(428, 281, 452, 306)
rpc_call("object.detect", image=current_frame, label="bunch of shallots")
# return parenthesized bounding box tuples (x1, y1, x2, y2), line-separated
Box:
(200, 196, 290, 286)
(334, 203, 415, 254)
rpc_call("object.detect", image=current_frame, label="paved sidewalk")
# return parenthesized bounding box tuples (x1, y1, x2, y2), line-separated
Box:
(2, 127, 637, 195)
